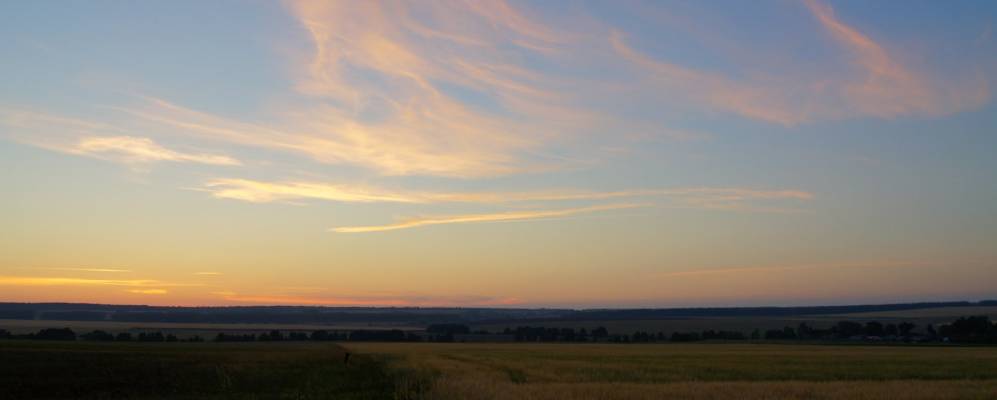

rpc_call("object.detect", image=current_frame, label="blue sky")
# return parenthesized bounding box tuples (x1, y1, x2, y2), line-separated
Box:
(1, 0, 995, 307)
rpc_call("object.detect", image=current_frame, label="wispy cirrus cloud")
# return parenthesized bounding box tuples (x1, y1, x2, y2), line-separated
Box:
(115, 96, 545, 177)
(331, 203, 644, 233)
(78, 1, 566, 178)
(200, 178, 813, 207)
(72, 136, 240, 166)
(204, 179, 813, 232)
(0, 108, 240, 167)
(265, 0, 617, 177)
(611, 0, 989, 125)
(110, 0, 987, 181)
(802, 0, 988, 119)
(5, 0, 985, 180)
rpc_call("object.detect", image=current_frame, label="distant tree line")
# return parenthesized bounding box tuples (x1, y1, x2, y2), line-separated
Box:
(758, 321, 918, 341)
(500, 316, 997, 344)
(2, 316, 995, 344)
(0, 328, 208, 342)
(938, 316, 997, 343)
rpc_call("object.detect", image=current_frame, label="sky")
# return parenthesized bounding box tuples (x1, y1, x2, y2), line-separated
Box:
(1, 0, 995, 308)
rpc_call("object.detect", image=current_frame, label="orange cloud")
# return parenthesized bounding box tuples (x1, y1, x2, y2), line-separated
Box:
(127, 289, 168, 295)
(0, 276, 200, 288)
(274, 0, 604, 177)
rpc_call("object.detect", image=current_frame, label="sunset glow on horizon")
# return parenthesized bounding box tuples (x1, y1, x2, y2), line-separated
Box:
(2, 0, 995, 308)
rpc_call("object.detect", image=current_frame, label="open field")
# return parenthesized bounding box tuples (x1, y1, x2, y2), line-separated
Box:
(4, 340, 997, 399)
(831, 306, 997, 320)
(0, 341, 392, 399)
(347, 342, 997, 400)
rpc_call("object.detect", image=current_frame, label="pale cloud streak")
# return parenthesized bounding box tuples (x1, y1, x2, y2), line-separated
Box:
(72, 136, 241, 166)
(206, 179, 814, 232)
(0, 108, 240, 167)
(0, 276, 201, 288)
(127, 289, 168, 295)
(201, 178, 428, 204)
(200, 178, 813, 207)
(331, 203, 644, 233)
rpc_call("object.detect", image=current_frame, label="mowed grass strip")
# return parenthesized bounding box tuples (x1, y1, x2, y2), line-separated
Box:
(0, 341, 393, 399)
(346, 342, 997, 399)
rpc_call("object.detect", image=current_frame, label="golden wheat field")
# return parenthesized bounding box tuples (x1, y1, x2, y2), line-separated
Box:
(346, 342, 997, 400)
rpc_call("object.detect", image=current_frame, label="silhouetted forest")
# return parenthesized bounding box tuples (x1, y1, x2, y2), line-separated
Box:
(3, 316, 995, 344)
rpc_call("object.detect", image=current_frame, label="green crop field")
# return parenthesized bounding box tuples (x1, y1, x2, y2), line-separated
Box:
(347, 342, 997, 400)
(3, 341, 997, 399)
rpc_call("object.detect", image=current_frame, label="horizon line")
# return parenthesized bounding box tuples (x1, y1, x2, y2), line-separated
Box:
(2, 298, 994, 311)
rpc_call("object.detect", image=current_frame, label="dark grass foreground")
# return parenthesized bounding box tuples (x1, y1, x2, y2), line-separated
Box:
(0, 341, 394, 399)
